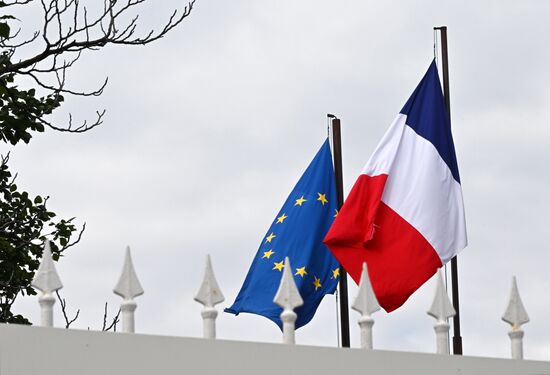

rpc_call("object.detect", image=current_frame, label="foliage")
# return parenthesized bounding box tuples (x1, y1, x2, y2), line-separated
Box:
(0, 154, 82, 323)
(0, 0, 195, 323)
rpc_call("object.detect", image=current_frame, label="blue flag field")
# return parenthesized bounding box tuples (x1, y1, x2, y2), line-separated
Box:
(225, 139, 340, 329)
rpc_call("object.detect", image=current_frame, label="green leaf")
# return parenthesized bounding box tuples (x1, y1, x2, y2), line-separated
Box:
(34, 195, 43, 204)
(0, 22, 9, 39)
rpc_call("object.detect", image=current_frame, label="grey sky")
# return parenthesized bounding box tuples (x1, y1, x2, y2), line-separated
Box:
(6, 0, 550, 359)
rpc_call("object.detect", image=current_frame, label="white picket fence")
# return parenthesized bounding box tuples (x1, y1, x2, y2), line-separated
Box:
(2, 241, 549, 374)
(25, 241, 530, 359)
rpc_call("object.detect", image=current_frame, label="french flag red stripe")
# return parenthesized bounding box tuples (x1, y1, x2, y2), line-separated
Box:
(326, 175, 442, 312)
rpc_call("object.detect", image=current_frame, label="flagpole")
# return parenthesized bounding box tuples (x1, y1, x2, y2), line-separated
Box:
(434, 25, 463, 356)
(328, 114, 351, 348)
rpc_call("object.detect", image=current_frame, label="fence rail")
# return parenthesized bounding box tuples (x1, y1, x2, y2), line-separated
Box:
(2, 324, 550, 375)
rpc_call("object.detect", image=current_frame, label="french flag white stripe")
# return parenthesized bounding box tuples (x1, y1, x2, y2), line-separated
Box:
(361, 114, 467, 263)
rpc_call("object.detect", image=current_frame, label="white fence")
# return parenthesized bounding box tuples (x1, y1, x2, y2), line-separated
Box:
(2, 324, 550, 375)
(1, 241, 546, 374)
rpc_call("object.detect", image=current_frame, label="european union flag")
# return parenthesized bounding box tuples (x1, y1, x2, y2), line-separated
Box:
(225, 139, 340, 329)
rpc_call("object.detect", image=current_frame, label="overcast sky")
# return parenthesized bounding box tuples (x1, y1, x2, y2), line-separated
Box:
(6, 0, 550, 360)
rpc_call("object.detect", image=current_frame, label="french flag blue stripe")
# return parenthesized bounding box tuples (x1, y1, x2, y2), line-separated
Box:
(400, 60, 461, 184)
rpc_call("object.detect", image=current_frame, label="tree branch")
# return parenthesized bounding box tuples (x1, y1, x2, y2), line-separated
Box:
(102, 302, 120, 331)
(0, 0, 196, 137)
(56, 290, 80, 328)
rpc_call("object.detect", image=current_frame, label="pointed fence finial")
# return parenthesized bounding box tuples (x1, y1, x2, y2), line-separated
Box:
(113, 247, 144, 333)
(427, 270, 455, 354)
(502, 276, 529, 359)
(194, 254, 225, 339)
(351, 262, 380, 349)
(31, 240, 63, 327)
(274, 257, 303, 344)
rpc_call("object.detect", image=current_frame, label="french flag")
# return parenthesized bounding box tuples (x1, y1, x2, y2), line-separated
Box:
(324, 61, 467, 312)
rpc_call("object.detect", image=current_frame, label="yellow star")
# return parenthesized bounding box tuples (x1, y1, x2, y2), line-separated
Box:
(313, 276, 322, 290)
(295, 267, 308, 277)
(265, 232, 276, 243)
(334, 209, 339, 217)
(331, 268, 340, 279)
(273, 260, 284, 271)
(262, 249, 275, 259)
(295, 196, 307, 206)
(276, 213, 288, 224)
(317, 193, 328, 205)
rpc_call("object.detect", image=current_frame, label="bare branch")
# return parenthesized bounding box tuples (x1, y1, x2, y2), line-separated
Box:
(2, 0, 196, 74)
(0, 0, 196, 135)
(62, 222, 86, 251)
(0, 0, 33, 7)
(38, 109, 106, 133)
(102, 302, 120, 331)
(21, 70, 107, 97)
(0, 31, 39, 49)
(56, 291, 80, 328)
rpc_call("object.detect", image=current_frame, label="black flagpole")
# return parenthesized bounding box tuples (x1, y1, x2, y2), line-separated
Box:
(434, 25, 463, 356)
(328, 114, 350, 348)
